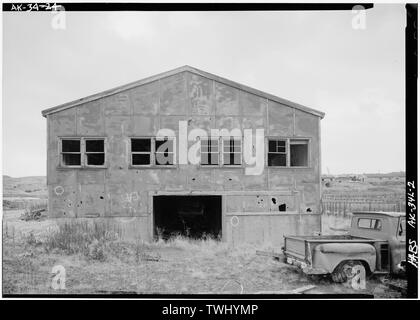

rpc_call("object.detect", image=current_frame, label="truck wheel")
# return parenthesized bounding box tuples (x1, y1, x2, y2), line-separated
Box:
(332, 261, 365, 283)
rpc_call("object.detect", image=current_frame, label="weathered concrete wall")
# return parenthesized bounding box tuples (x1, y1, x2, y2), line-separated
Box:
(225, 213, 320, 246)
(46, 71, 322, 245)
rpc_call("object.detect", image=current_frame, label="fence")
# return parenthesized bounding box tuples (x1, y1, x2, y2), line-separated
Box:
(321, 199, 405, 217)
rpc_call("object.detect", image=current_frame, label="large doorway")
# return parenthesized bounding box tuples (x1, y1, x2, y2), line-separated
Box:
(153, 195, 222, 240)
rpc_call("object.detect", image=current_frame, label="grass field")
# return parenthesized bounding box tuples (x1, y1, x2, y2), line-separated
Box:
(3, 209, 405, 296)
(2, 175, 407, 296)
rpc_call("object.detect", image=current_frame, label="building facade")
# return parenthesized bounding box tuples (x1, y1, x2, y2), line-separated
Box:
(42, 66, 325, 245)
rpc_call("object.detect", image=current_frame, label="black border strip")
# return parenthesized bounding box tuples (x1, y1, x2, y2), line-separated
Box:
(1, 2, 415, 301)
(3, 293, 373, 299)
(405, 3, 418, 299)
(2, 2, 374, 12)
(0, 299, 419, 318)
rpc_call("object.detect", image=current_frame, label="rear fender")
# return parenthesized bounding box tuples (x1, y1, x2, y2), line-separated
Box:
(313, 243, 376, 273)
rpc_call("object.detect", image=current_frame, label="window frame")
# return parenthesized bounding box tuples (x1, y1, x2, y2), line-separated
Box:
(267, 137, 311, 168)
(59, 137, 107, 169)
(290, 138, 310, 168)
(130, 137, 154, 167)
(60, 138, 82, 168)
(199, 136, 221, 167)
(154, 136, 177, 167)
(84, 138, 106, 168)
(129, 136, 177, 168)
(222, 136, 243, 167)
(267, 138, 288, 167)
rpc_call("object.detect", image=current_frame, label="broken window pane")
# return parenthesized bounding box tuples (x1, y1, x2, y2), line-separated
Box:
(132, 138, 151, 152)
(61, 139, 81, 166)
(132, 154, 151, 165)
(268, 153, 286, 166)
(85, 139, 105, 166)
(62, 139, 80, 152)
(131, 138, 152, 166)
(86, 153, 105, 166)
(86, 140, 104, 152)
(63, 153, 81, 166)
(290, 141, 308, 167)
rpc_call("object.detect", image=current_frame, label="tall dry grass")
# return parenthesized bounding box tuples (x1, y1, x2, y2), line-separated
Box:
(42, 220, 121, 260)
(22, 220, 270, 263)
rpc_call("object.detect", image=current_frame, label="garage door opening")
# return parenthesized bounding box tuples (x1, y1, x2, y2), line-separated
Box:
(153, 195, 222, 240)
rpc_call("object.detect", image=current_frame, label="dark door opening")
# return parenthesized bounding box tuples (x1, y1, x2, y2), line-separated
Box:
(153, 195, 222, 240)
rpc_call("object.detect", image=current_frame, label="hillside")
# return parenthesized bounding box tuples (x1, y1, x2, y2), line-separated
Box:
(2, 175, 47, 198)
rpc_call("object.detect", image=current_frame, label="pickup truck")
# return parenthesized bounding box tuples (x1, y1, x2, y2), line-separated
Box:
(282, 211, 406, 283)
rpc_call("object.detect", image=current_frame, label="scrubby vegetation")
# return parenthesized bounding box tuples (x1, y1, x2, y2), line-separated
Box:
(20, 201, 48, 221)
(40, 221, 121, 261)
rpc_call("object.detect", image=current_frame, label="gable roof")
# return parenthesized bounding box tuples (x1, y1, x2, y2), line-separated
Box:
(41, 65, 325, 118)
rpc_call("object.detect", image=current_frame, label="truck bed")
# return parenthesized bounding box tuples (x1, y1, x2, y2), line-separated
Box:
(283, 234, 377, 261)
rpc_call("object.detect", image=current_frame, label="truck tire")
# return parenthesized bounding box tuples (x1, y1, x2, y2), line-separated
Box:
(332, 260, 365, 283)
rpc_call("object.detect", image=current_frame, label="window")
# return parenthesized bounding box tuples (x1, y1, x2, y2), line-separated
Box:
(61, 139, 81, 166)
(130, 137, 175, 166)
(201, 138, 219, 166)
(155, 137, 175, 166)
(131, 138, 152, 166)
(290, 139, 308, 167)
(222, 138, 242, 166)
(60, 138, 105, 167)
(268, 138, 310, 167)
(268, 139, 286, 166)
(358, 218, 382, 230)
(85, 139, 105, 166)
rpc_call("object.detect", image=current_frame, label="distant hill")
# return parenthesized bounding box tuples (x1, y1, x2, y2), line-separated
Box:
(2, 175, 47, 198)
(322, 171, 405, 178)
(364, 171, 406, 178)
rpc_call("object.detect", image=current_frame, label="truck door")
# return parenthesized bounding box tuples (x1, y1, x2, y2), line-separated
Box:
(391, 217, 406, 272)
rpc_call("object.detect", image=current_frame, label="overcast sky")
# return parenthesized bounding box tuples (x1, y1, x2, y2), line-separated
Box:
(2, 4, 406, 177)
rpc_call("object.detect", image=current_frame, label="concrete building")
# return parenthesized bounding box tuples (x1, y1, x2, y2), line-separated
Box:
(42, 66, 325, 245)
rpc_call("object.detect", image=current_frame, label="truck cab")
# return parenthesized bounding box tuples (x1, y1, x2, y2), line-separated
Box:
(282, 211, 406, 282)
(349, 212, 406, 274)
